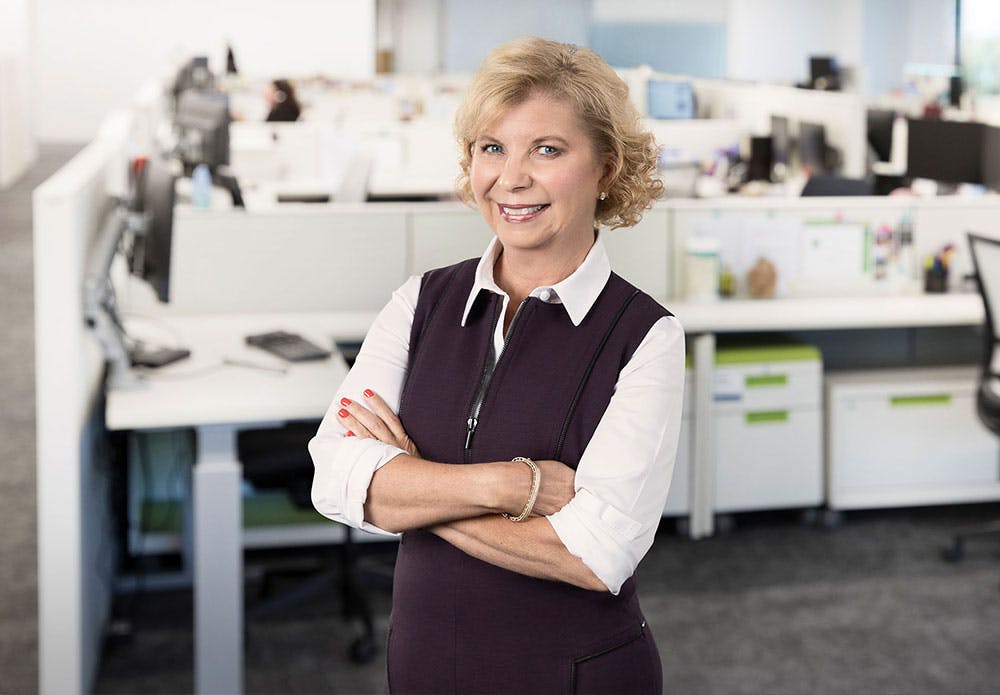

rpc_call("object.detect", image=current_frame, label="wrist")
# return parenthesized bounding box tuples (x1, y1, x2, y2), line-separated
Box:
(501, 457, 540, 522)
(487, 460, 529, 515)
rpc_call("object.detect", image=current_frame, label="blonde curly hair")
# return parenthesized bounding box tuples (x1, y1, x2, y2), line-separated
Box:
(454, 36, 662, 229)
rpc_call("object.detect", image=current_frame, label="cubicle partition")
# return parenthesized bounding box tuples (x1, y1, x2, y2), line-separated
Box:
(33, 110, 137, 695)
(118, 193, 1000, 338)
(123, 201, 675, 319)
(229, 118, 461, 207)
(669, 196, 1000, 299)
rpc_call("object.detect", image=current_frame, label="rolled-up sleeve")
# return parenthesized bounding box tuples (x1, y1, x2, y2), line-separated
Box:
(310, 434, 406, 536)
(546, 315, 685, 594)
(309, 275, 421, 536)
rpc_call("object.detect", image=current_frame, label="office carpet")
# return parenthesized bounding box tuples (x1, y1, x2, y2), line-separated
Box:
(89, 506, 1000, 695)
(7, 148, 1000, 695)
(0, 144, 85, 695)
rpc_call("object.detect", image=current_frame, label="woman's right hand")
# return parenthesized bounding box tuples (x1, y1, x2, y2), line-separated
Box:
(525, 459, 576, 517)
(337, 389, 421, 458)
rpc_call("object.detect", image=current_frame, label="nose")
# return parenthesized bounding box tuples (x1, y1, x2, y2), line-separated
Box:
(498, 155, 531, 192)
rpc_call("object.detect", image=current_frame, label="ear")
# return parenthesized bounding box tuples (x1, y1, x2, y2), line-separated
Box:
(598, 157, 616, 194)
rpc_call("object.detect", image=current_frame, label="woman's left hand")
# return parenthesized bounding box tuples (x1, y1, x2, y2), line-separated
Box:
(337, 389, 421, 458)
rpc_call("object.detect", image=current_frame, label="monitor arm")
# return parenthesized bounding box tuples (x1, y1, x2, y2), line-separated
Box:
(83, 196, 149, 390)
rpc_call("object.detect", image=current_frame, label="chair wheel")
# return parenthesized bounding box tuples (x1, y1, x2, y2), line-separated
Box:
(714, 514, 735, 535)
(942, 542, 964, 562)
(348, 635, 378, 664)
(819, 509, 844, 530)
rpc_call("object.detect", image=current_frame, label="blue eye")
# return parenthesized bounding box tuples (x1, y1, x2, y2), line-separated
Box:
(537, 145, 559, 156)
(480, 143, 502, 154)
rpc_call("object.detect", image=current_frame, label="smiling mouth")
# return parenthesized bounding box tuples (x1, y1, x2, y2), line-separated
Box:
(499, 203, 549, 222)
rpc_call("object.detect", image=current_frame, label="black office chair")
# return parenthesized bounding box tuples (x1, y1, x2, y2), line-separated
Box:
(942, 233, 1000, 571)
(238, 421, 394, 662)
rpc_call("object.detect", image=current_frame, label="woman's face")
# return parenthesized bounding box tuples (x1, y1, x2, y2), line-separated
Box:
(470, 93, 608, 260)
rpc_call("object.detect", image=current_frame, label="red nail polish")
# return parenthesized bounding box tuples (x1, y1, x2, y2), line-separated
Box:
(340, 397, 352, 406)
(346, 431, 354, 437)
(363, 389, 374, 398)
(338, 408, 349, 418)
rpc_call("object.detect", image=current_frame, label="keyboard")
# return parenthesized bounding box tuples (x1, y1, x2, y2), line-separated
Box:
(245, 330, 331, 362)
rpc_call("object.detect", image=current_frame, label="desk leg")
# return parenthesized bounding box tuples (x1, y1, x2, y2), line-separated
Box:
(193, 424, 243, 695)
(690, 333, 716, 539)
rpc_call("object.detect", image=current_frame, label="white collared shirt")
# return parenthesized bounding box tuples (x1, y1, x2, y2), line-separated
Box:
(310, 235, 685, 594)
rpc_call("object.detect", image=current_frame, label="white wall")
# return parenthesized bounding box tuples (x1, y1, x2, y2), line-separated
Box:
(442, 0, 590, 73)
(34, 0, 376, 142)
(0, 0, 38, 186)
(905, 0, 957, 65)
(864, 0, 956, 96)
(382, 0, 443, 75)
(590, 0, 729, 23)
(726, 0, 863, 86)
(28, 0, 963, 142)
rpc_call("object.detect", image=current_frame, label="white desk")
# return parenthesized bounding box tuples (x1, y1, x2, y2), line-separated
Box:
(106, 312, 353, 695)
(669, 292, 986, 538)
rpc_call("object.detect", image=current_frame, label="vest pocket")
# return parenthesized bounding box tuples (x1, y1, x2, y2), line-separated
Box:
(570, 621, 657, 694)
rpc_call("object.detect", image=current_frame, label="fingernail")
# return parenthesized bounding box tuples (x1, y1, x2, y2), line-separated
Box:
(346, 431, 354, 437)
(338, 409, 349, 418)
(363, 389, 374, 398)
(340, 397, 352, 406)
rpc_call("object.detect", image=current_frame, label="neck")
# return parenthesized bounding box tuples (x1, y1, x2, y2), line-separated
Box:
(493, 229, 597, 304)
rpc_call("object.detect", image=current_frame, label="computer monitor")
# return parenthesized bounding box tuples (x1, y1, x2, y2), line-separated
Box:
(85, 155, 187, 384)
(984, 124, 1000, 190)
(809, 56, 840, 90)
(797, 121, 828, 175)
(175, 90, 231, 170)
(647, 79, 696, 120)
(129, 155, 176, 302)
(866, 109, 895, 163)
(770, 115, 790, 181)
(906, 118, 986, 185)
(172, 56, 214, 105)
(747, 136, 773, 182)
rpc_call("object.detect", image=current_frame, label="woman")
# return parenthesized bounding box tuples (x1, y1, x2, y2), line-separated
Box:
(265, 78, 301, 122)
(310, 36, 684, 693)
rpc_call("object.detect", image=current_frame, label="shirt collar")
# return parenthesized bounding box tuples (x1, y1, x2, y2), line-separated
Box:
(460, 233, 612, 327)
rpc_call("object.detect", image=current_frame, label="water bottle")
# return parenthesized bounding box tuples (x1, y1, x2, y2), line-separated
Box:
(191, 164, 212, 208)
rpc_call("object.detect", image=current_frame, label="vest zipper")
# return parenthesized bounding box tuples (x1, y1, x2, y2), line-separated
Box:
(464, 297, 528, 463)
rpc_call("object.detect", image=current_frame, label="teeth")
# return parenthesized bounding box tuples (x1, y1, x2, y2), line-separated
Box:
(502, 204, 545, 216)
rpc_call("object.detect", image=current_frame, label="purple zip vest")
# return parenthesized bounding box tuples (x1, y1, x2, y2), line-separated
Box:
(388, 257, 672, 694)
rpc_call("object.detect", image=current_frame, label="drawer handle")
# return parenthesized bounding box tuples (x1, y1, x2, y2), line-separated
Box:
(889, 395, 951, 407)
(746, 374, 788, 388)
(745, 410, 789, 424)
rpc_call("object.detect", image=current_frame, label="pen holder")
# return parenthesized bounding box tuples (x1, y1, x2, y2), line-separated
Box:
(924, 269, 948, 293)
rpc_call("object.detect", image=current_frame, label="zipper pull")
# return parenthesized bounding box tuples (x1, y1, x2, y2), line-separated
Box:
(465, 417, 478, 450)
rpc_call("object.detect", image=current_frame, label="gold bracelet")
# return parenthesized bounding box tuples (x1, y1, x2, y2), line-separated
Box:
(502, 456, 540, 522)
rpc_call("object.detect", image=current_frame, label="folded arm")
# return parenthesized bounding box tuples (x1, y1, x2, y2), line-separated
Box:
(309, 276, 573, 535)
(429, 515, 606, 591)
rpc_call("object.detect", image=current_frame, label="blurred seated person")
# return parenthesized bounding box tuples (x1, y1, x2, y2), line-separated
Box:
(266, 79, 301, 122)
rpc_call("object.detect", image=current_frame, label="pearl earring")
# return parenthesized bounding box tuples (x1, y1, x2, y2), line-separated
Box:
(598, 191, 607, 201)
